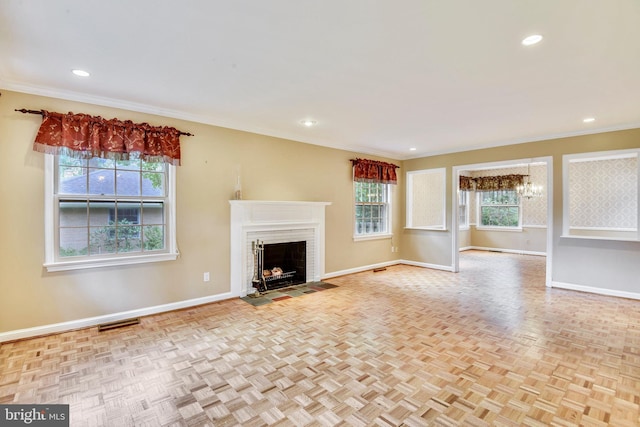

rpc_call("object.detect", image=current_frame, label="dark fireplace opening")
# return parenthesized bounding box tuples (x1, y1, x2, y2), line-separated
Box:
(262, 241, 306, 290)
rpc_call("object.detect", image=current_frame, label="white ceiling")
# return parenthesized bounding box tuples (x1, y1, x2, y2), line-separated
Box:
(2, 0, 640, 160)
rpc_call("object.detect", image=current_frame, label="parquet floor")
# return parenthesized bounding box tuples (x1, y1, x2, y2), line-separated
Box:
(1, 251, 639, 426)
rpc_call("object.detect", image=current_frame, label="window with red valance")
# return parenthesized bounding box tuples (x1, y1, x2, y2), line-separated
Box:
(350, 158, 399, 184)
(351, 158, 399, 238)
(20, 109, 188, 271)
(31, 110, 185, 166)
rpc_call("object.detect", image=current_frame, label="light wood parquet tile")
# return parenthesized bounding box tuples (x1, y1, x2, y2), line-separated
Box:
(1, 251, 640, 426)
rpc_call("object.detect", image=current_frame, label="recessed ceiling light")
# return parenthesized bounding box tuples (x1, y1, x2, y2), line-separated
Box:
(300, 120, 317, 127)
(409, 147, 417, 151)
(583, 117, 595, 123)
(522, 34, 543, 46)
(72, 69, 90, 77)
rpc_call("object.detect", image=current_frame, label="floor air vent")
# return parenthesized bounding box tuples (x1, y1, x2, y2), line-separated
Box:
(98, 318, 140, 332)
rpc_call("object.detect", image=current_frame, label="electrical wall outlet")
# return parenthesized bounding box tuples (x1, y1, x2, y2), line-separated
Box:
(203, 272, 210, 282)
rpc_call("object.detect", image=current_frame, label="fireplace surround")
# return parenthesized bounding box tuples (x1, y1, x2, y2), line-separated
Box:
(229, 200, 331, 296)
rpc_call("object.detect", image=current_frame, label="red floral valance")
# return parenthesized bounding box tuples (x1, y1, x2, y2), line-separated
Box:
(351, 158, 399, 184)
(459, 175, 474, 191)
(473, 174, 525, 191)
(32, 110, 183, 165)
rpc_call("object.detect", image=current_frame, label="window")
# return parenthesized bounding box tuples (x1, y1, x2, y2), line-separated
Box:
(477, 190, 521, 228)
(458, 191, 469, 229)
(563, 149, 639, 240)
(109, 207, 140, 225)
(45, 154, 178, 271)
(354, 181, 391, 238)
(405, 168, 446, 230)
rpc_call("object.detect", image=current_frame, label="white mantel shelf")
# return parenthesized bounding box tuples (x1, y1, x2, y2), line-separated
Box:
(229, 200, 331, 297)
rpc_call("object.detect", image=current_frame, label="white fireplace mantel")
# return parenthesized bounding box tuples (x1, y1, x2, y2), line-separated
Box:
(229, 200, 331, 296)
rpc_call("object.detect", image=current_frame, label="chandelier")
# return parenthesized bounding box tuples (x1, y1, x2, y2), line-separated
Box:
(517, 164, 543, 199)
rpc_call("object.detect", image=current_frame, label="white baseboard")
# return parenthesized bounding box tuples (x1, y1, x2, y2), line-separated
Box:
(322, 260, 399, 279)
(323, 259, 454, 279)
(550, 281, 640, 300)
(397, 259, 454, 272)
(0, 292, 235, 343)
(463, 246, 546, 257)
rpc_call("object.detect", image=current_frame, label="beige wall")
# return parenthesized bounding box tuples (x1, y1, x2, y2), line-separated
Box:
(459, 228, 471, 248)
(0, 90, 402, 333)
(403, 129, 640, 293)
(469, 227, 547, 253)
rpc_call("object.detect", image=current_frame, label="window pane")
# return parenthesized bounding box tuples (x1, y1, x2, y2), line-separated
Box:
(89, 226, 117, 255)
(371, 205, 380, 220)
(89, 201, 116, 226)
(459, 206, 467, 225)
(143, 225, 165, 251)
(459, 191, 468, 226)
(378, 206, 387, 232)
(117, 226, 141, 253)
(88, 169, 115, 195)
(355, 205, 363, 219)
(481, 206, 519, 227)
(58, 167, 87, 194)
(59, 201, 87, 227)
(142, 172, 165, 196)
(59, 227, 88, 257)
(116, 170, 140, 196)
(481, 190, 518, 205)
(142, 202, 164, 225)
(111, 205, 140, 224)
(355, 183, 367, 202)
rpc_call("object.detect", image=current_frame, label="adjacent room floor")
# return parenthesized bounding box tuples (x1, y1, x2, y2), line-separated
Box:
(1, 251, 638, 426)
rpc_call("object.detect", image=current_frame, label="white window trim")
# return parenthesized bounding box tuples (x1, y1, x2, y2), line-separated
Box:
(475, 191, 523, 231)
(43, 154, 179, 272)
(458, 190, 469, 231)
(475, 226, 523, 232)
(562, 148, 640, 242)
(353, 182, 393, 240)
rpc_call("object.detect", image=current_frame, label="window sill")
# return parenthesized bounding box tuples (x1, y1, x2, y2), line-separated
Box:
(404, 226, 448, 231)
(44, 252, 179, 272)
(561, 235, 639, 243)
(353, 233, 393, 242)
(475, 226, 523, 232)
